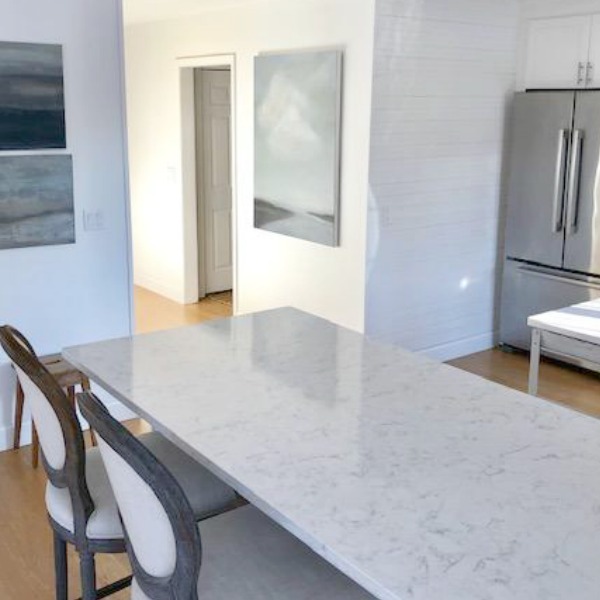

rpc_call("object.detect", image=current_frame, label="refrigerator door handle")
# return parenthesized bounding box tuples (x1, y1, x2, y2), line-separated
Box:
(552, 129, 570, 232)
(566, 129, 584, 235)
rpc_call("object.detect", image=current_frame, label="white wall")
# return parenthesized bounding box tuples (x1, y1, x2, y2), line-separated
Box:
(365, 0, 521, 360)
(0, 0, 133, 450)
(125, 0, 375, 332)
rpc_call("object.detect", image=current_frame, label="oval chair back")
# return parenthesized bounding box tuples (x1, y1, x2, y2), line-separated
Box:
(78, 391, 201, 599)
(0, 325, 94, 541)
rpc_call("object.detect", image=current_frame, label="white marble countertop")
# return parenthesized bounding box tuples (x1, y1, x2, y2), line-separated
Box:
(65, 308, 600, 600)
(528, 299, 600, 344)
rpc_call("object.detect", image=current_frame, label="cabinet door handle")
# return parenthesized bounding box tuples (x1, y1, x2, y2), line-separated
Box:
(578, 62, 586, 85)
(587, 62, 595, 86)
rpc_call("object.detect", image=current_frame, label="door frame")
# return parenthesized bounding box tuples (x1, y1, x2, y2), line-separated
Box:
(177, 53, 237, 311)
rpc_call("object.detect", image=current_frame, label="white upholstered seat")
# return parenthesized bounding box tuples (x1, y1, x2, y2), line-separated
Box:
(46, 447, 121, 539)
(131, 505, 373, 599)
(46, 432, 237, 540)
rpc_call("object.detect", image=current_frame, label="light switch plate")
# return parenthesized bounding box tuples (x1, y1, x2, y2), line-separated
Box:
(83, 209, 105, 232)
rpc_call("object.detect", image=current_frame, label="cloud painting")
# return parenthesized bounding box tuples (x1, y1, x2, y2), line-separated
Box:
(0, 41, 66, 150)
(0, 155, 75, 250)
(254, 50, 342, 246)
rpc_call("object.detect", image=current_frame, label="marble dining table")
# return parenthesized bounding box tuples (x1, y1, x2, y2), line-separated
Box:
(64, 308, 600, 600)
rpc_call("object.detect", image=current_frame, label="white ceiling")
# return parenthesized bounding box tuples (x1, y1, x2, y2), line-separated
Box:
(123, 0, 260, 24)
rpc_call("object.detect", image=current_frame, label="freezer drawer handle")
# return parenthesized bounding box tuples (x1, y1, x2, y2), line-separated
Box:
(566, 129, 584, 235)
(518, 265, 600, 291)
(552, 129, 570, 233)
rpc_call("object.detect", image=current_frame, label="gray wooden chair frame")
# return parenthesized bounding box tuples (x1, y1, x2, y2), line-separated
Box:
(78, 391, 201, 599)
(0, 325, 131, 600)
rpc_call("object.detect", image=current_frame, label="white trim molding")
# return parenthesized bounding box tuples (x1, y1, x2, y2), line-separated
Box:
(177, 53, 239, 313)
(420, 332, 497, 363)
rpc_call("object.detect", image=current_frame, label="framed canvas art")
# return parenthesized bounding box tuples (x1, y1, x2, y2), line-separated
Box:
(0, 41, 66, 150)
(0, 155, 75, 250)
(254, 49, 342, 246)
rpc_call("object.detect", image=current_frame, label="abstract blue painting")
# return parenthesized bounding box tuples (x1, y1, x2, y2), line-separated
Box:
(254, 50, 342, 247)
(0, 155, 75, 250)
(0, 41, 66, 150)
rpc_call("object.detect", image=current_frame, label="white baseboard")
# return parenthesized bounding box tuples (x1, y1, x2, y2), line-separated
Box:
(420, 331, 497, 363)
(134, 270, 184, 303)
(0, 399, 137, 453)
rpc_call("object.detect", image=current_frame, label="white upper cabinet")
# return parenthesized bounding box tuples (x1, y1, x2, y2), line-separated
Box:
(587, 14, 600, 88)
(524, 16, 592, 89)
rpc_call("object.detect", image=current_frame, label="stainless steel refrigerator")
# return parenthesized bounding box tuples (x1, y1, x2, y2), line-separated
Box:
(501, 91, 600, 360)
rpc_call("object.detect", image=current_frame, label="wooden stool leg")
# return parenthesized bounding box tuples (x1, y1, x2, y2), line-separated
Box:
(80, 377, 97, 446)
(70, 382, 98, 447)
(67, 385, 91, 446)
(31, 423, 40, 469)
(15, 374, 39, 467)
(88, 426, 98, 447)
(13, 380, 25, 450)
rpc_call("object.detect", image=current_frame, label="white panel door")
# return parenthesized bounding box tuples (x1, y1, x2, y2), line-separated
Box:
(196, 69, 232, 295)
(524, 16, 592, 89)
(587, 14, 600, 88)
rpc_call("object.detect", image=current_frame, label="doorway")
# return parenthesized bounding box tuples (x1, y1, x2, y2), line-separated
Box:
(178, 53, 237, 312)
(194, 67, 233, 300)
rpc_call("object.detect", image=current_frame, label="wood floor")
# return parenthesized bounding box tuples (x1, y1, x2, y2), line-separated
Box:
(449, 347, 600, 419)
(0, 427, 143, 600)
(2, 289, 600, 599)
(134, 286, 232, 334)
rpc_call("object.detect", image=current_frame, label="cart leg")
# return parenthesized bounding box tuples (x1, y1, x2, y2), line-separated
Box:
(528, 328, 541, 396)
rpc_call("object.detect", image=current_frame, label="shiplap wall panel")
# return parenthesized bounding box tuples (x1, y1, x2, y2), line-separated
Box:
(378, 0, 520, 27)
(377, 18, 517, 59)
(366, 0, 520, 360)
(523, 0, 600, 19)
(373, 122, 506, 151)
(370, 154, 503, 185)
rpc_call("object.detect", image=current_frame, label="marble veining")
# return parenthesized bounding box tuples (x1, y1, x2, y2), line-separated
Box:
(64, 308, 600, 600)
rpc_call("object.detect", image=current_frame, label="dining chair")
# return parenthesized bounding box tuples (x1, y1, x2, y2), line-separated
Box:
(10, 328, 94, 468)
(78, 391, 375, 600)
(0, 325, 238, 600)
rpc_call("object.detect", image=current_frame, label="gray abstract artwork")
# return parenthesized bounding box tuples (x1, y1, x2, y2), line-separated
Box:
(0, 155, 75, 250)
(0, 41, 66, 150)
(254, 50, 342, 246)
